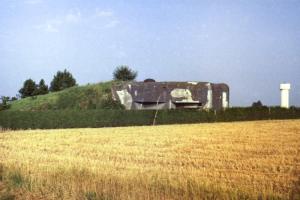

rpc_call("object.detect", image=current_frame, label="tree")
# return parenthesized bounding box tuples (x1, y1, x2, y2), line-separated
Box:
(252, 100, 263, 108)
(113, 66, 137, 81)
(50, 69, 77, 92)
(36, 79, 49, 95)
(0, 96, 10, 105)
(11, 97, 18, 101)
(0, 96, 11, 111)
(19, 79, 37, 98)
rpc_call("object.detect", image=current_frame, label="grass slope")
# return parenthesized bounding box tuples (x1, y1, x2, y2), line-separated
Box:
(0, 120, 300, 199)
(9, 81, 119, 111)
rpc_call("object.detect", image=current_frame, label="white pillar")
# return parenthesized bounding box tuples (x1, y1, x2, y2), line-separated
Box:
(222, 92, 229, 109)
(280, 83, 291, 108)
(206, 83, 213, 109)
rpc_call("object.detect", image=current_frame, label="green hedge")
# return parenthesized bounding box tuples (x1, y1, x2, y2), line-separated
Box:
(0, 107, 300, 129)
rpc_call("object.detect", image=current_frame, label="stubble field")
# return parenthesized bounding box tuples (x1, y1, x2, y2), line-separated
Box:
(0, 120, 300, 200)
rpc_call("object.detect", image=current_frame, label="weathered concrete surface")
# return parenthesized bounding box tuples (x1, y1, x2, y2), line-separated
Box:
(112, 81, 229, 110)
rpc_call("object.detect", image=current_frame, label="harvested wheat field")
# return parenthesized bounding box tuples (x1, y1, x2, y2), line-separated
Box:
(0, 120, 300, 200)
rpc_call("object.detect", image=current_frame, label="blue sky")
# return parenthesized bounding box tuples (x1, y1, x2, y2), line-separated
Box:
(0, 0, 299, 106)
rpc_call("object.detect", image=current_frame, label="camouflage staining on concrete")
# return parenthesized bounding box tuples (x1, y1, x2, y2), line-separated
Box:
(112, 80, 229, 110)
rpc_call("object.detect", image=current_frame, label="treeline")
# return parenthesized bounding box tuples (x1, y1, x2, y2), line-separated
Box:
(0, 69, 76, 111)
(0, 107, 300, 129)
(19, 69, 76, 98)
(17, 66, 137, 99)
(3, 65, 136, 99)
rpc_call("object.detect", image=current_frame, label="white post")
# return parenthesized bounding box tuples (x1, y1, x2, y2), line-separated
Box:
(280, 83, 291, 108)
(222, 92, 228, 109)
(206, 83, 213, 109)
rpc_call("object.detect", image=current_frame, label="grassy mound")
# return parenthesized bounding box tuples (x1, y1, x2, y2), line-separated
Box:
(9, 81, 123, 111)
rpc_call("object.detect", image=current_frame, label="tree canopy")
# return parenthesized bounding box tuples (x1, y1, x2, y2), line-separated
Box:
(19, 79, 50, 98)
(113, 66, 137, 81)
(50, 69, 77, 92)
(252, 100, 263, 108)
(19, 79, 37, 98)
(36, 79, 49, 95)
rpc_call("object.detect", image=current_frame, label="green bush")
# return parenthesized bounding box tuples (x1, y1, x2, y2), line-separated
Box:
(0, 104, 10, 111)
(9, 171, 24, 188)
(0, 107, 299, 130)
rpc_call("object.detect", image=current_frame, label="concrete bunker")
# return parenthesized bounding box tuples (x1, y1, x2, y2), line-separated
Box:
(111, 80, 229, 111)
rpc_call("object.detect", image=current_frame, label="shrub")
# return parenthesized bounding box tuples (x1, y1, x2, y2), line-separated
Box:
(0, 107, 299, 130)
(100, 93, 125, 109)
(0, 104, 10, 111)
(85, 192, 97, 200)
(9, 171, 24, 188)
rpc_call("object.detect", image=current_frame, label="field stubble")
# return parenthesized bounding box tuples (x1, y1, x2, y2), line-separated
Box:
(0, 120, 300, 199)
